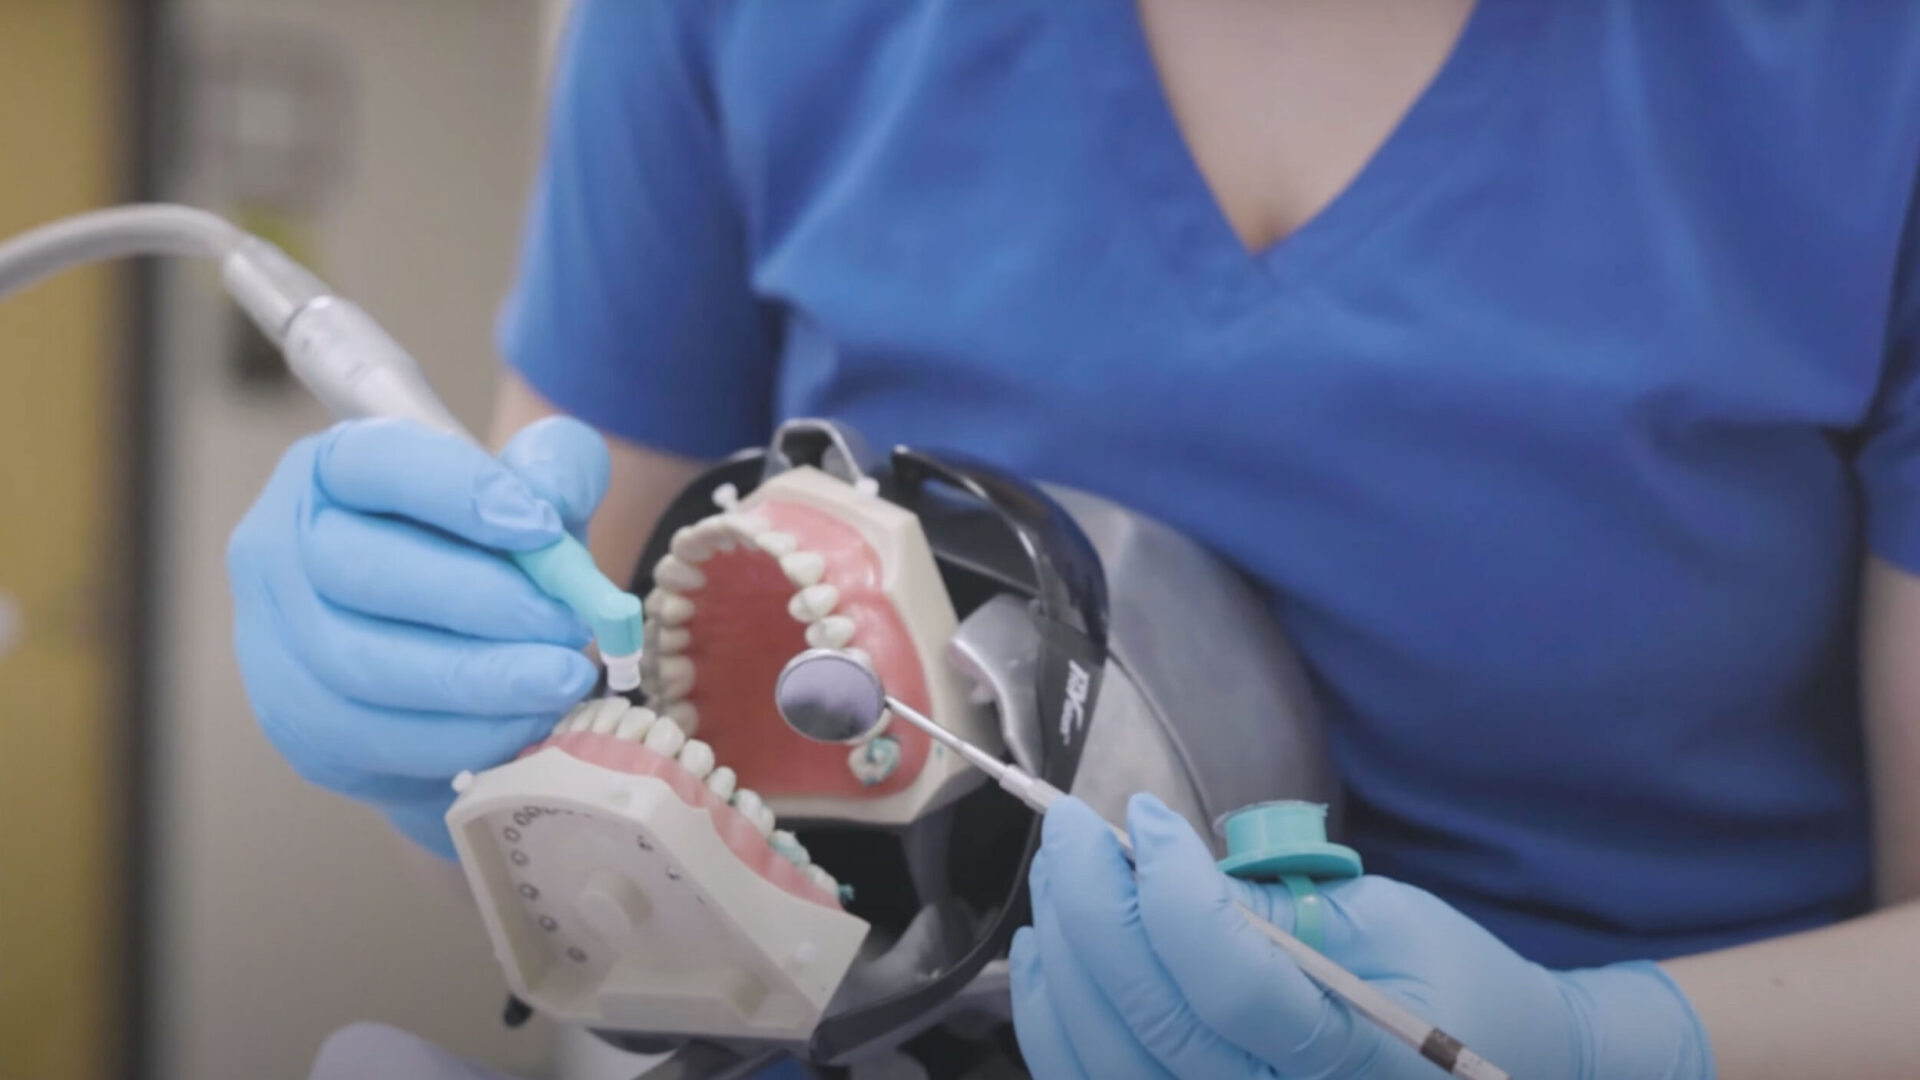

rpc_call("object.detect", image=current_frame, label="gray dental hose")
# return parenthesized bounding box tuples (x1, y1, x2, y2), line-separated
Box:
(0, 204, 645, 688)
(772, 648, 1512, 1080)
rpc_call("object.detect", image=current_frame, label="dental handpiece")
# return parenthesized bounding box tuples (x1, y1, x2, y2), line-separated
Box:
(772, 649, 1511, 1080)
(0, 205, 644, 689)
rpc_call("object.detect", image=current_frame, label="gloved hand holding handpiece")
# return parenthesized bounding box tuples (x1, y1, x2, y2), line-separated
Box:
(228, 416, 614, 856)
(0, 204, 643, 858)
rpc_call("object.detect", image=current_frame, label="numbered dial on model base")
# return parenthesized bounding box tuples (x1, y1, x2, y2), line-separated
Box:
(447, 742, 871, 1042)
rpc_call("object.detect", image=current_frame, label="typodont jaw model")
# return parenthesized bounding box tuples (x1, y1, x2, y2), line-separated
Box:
(446, 419, 1339, 1074)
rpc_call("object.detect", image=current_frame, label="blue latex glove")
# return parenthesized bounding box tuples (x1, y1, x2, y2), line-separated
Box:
(228, 416, 611, 857)
(1010, 795, 1715, 1080)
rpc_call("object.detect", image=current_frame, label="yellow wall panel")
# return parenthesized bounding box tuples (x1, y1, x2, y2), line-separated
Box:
(0, 1, 125, 1078)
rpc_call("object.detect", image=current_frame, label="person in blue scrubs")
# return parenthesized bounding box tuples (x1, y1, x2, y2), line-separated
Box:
(229, 1, 1920, 1076)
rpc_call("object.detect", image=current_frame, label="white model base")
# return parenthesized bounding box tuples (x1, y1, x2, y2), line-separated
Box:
(447, 748, 871, 1042)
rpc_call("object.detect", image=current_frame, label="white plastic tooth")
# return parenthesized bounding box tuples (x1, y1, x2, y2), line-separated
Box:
(711, 483, 740, 510)
(732, 789, 775, 837)
(665, 594, 695, 624)
(664, 701, 699, 737)
(643, 717, 687, 757)
(787, 583, 839, 623)
(638, 655, 660, 700)
(615, 707, 657, 742)
(677, 739, 715, 780)
(645, 589, 696, 626)
(750, 803, 777, 838)
(669, 525, 715, 564)
(654, 626, 692, 654)
(705, 765, 737, 802)
(806, 614, 857, 649)
(804, 864, 840, 896)
(769, 829, 811, 868)
(687, 516, 736, 554)
(554, 700, 593, 736)
(755, 530, 799, 557)
(654, 555, 706, 592)
(845, 647, 873, 669)
(779, 551, 826, 588)
(567, 700, 607, 733)
(727, 512, 770, 536)
(848, 735, 902, 786)
(587, 696, 628, 735)
(656, 655, 696, 699)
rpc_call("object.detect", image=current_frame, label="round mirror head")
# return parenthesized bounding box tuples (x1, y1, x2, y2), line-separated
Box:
(773, 648, 888, 745)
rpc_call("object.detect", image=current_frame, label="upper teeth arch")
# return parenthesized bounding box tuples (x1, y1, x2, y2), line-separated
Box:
(643, 512, 855, 707)
(642, 489, 914, 792)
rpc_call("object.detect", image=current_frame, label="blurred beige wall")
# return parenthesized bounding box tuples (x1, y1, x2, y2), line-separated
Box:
(0, 3, 124, 1078)
(150, 1, 555, 1076)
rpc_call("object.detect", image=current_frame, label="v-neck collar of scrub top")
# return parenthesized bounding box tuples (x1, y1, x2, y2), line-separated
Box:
(1085, 0, 1551, 320)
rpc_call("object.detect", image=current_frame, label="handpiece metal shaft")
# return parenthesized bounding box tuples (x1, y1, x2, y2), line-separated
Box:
(0, 204, 648, 691)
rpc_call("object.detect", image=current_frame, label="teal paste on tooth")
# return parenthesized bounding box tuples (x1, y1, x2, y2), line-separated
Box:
(851, 735, 902, 786)
(770, 832, 810, 866)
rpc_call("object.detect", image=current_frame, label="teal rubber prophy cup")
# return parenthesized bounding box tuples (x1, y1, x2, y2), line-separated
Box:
(1214, 800, 1362, 952)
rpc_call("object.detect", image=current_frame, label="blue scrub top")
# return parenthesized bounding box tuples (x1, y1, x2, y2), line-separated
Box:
(500, 0, 1920, 969)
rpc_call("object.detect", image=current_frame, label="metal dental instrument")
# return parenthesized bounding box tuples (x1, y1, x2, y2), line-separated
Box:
(0, 204, 645, 690)
(772, 648, 1511, 1080)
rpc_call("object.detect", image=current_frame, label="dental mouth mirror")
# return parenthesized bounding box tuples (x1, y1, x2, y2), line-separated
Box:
(772, 648, 1511, 1080)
